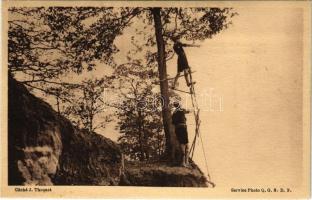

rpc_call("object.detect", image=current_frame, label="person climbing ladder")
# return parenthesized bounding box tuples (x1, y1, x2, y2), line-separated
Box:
(171, 36, 200, 89)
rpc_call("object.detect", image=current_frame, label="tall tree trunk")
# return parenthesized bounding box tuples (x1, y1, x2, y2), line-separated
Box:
(89, 115, 93, 132)
(56, 96, 60, 114)
(151, 8, 177, 160)
(138, 111, 145, 161)
(89, 96, 94, 132)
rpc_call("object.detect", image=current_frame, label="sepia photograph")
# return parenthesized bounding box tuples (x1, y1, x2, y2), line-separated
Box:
(1, 0, 310, 198)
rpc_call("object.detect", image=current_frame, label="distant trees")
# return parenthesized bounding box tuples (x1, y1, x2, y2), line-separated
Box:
(116, 80, 164, 161)
(62, 78, 112, 132)
(110, 51, 165, 160)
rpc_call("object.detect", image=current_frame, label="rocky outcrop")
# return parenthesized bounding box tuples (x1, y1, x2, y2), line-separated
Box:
(121, 161, 209, 187)
(53, 129, 121, 185)
(8, 76, 210, 187)
(8, 76, 122, 185)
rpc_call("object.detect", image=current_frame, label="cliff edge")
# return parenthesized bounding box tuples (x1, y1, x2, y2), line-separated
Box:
(8, 76, 122, 185)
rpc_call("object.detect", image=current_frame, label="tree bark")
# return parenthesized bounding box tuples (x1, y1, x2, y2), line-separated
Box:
(151, 8, 176, 159)
(56, 96, 60, 114)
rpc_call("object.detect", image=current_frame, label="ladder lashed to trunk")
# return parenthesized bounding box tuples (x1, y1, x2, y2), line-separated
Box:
(154, 67, 214, 187)
(151, 7, 213, 187)
(171, 67, 214, 187)
(188, 70, 214, 187)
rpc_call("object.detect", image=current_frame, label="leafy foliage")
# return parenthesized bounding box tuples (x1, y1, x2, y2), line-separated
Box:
(115, 79, 165, 161)
(62, 78, 112, 132)
(8, 7, 235, 78)
(110, 37, 165, 160)
(8, 7, 142, 76)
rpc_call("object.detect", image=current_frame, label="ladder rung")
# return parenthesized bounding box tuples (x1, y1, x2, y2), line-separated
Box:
(171, 88, 193, 94)
(159, 71, 196, 82)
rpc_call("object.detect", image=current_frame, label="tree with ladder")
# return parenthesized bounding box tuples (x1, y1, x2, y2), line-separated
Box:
(150, 7, 236, 160)
(9, 6, 237, 183)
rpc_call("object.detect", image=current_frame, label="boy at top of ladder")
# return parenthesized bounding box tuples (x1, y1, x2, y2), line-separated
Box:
(171, 36, 200, 89)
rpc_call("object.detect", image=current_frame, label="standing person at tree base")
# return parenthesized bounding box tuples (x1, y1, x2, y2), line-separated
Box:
(171, 37, 200, 89)
(171, 102, 191, 167)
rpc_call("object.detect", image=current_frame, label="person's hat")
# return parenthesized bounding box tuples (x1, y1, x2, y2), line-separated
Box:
(173, 101, 180, 108)
(171, 35, 180, 42)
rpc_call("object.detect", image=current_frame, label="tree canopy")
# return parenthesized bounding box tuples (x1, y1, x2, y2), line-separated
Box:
(9, 7, 236, 81)
(9, 7, 141, 84)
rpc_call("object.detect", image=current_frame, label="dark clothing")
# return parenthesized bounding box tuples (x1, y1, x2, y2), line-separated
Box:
(172, 109, 189, 144)
(172, 109, 187, 125)
(175, 125, 189, 144)
(173, 42, 190, 73)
